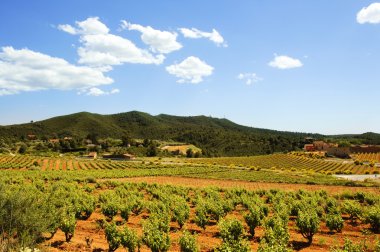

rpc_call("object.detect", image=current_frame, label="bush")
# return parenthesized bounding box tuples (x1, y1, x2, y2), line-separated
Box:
(244, 206, 264, 237)
(101, 201, 119, 220)
(195, 203, 208, 230)
(59, 213, 76, 242)
(142, 215, 171, 252)
(105, 222, 121, 252)
(120, 203, 133, 222)
(364, 204, 380, 233)
(120, 226, 139, 252)
(216, 218, 250, 252)
(179, 231, 199, 252)
(260, 214, 290, 250)
(296, 208, 320, 244)
(0, 185, 56, 249)
(172, 197, 190, 229)
(342, 200, 362, 223)
(331, 238, 368, 252)
(74, 193, 95, 220)
(326, 213, 344, 233)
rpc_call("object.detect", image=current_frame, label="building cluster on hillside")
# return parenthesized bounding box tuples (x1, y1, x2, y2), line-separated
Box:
(304, 138, 380, 158)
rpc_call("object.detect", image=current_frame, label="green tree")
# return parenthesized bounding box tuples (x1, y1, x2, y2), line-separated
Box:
(18, 143, 27, 154)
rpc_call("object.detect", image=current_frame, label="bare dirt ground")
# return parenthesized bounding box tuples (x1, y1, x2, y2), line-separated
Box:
(99, 176, 380, 194)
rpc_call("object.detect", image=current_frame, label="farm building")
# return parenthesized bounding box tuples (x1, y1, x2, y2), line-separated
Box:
(313, 141, 334, 151)
(304, 144, 315, 152)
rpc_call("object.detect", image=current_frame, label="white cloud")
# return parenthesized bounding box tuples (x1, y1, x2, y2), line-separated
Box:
(357, 3, 380, 24)
(268, 55, 303, 69)
(0, 46, 113, 96)
(57, 24, 77, 35)
(166, 56, 214, 84)
(85, 87, 120, 96)
(59, 17, 165, 67)
(237, 73, 262, 85)
(179, 28, 227, 47)
(120, 21, 182, 54)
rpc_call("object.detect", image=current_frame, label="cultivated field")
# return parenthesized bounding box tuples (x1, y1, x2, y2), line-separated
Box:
(0, 153, 380, 252)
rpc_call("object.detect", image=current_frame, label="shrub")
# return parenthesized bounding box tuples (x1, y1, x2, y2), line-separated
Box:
(59, 213, 76, 242)
(105, 222, 121, 252)
(244, 206, 264, 237)
(74, 193, 95, 220)
(142, 215, 170, 252)
(296, 208, 320, 244)
(179, 231, 199, 252)
(205, 199, 226, 221)
(120, 226, 139, 252)
(331, 238, 368, 252)
(101, 201, 119, 220)
(172, 197, 190, 229)
(342, 200, 362, 223)
(258, 214, 290, 252)
(326, 213, 344, 233)
(0, 185, 56, 249)
(195, 203, 208, 230)
(120, 203, 133, 222)
(262, 214, 289, 248)
(364, 204, 380, 233)
(216, 218, 250, 252)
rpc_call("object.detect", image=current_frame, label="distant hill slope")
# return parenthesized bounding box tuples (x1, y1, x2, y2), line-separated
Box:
(0, 111, 378, 156)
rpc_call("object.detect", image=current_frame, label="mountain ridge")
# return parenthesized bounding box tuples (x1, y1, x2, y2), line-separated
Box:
(0, 111, 378, 156)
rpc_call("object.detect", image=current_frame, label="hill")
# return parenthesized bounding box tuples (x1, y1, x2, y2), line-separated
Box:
(0, 111, 379, 156)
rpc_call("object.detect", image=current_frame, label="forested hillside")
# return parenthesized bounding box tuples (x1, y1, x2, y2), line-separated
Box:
(0, 111, 378, 156)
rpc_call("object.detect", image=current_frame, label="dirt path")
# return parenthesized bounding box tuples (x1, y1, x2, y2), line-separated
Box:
(99, 176, 380, 194)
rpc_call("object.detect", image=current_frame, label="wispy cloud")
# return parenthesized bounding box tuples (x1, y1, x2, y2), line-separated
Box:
(179, 28, 227, 47)
(237, 73, 263, 85)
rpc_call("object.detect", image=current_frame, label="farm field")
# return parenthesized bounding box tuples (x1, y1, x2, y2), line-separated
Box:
(103, 176, 380, 195)
(353, 153, 380, 163)
(1, 153, 380, 252)
(1, 174, 379, 252)
(1, 154, 380, 187)
(182, 153, 380, 175)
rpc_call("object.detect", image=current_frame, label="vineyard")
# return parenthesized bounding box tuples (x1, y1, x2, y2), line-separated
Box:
(0, 153, 380, 251)
(185, 153, 380, 175)
(353, 153, 380, 163)
(2, 153, 379, 175)
(0, 173, 379, 252)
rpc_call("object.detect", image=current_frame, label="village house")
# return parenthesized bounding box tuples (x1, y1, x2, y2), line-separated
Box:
(304, 144, 315, 152)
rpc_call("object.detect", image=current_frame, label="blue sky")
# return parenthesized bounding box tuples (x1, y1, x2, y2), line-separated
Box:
(0, 1, 379, 134)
